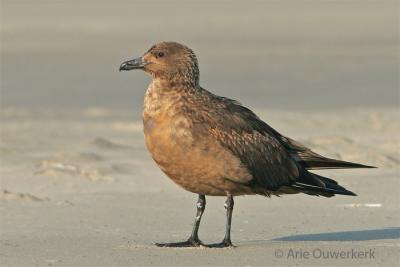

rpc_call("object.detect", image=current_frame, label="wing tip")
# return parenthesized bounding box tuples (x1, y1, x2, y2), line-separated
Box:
(342, 189, 357, 196)
(300, 159, 378, 170)
(363, 165, 377, 169)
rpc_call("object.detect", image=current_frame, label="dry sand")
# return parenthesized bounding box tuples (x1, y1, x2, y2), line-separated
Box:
(0, 107, 399, 266)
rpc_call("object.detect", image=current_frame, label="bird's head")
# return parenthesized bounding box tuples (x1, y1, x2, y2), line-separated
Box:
(120, 42, 199, 86)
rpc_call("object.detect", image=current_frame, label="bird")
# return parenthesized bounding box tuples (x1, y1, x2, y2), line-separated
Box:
(119, 41, 375, 248)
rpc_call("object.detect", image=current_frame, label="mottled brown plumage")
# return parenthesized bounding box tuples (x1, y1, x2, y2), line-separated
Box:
(119, 42, 375, 247)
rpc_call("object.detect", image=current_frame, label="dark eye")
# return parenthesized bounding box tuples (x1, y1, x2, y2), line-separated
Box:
(157, 52, 164, 58)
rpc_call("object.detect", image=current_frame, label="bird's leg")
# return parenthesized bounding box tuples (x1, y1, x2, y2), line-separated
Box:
(156, 194, 206, 247)
(189, 194, 206, 242)
(207, 195, 235, 248)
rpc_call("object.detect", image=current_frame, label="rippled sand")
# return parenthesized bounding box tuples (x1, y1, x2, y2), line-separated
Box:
(0, 107, 399, 266)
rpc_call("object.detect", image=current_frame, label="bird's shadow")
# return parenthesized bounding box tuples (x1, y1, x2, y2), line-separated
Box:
(270, 227, 400, 242)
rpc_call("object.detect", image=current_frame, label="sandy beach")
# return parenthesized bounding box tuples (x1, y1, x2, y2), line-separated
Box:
(1, 0, 399, 266)
(0, 107, 399, 266)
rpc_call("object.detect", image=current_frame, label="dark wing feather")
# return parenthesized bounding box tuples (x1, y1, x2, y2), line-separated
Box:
(278, 136, 376, 169)
(209, 127, 299, 190)
(202, 94, 300, 190)
(213, 95, 375, 170)
(193, 89, 361, 195)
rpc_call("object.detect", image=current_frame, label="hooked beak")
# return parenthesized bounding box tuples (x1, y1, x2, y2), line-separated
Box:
(119, 57, 147, 71)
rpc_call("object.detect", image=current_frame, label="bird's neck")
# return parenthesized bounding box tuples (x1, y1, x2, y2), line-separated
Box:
(144, 78, 197, 119)
(150, 76, 200, 91)
(150, 67, 200, 89)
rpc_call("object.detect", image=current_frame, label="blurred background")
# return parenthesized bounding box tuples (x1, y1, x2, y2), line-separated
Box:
(1, 0, 399, 119)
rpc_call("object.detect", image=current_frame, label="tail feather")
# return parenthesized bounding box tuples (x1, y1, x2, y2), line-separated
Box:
(290, 182, 357, 197)
(289, 171, 357, 197)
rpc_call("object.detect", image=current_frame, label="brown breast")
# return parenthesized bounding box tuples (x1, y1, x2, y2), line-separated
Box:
(142, 82, 253, 196)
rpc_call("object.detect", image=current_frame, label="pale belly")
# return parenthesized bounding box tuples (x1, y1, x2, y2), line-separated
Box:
(142, 116, 254, 196)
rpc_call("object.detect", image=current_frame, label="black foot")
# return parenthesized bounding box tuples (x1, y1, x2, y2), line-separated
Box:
(155, 237, 204, 248)
(206, 239, 236, 248)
